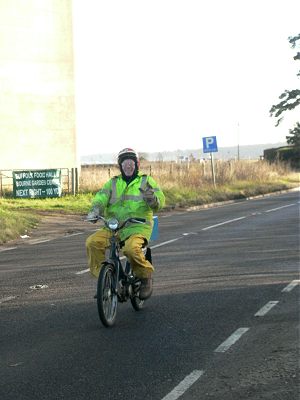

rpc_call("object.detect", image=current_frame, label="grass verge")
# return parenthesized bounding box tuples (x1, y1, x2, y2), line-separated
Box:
(0, 208, 39, 244)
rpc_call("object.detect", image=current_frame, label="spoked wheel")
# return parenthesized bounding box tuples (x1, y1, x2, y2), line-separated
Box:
(131, 295, 144, 311)
(97, 264, 118, 327)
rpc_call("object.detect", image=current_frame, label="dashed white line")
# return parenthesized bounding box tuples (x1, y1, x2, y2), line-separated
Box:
(0, 247, 17, 252)
(0, 296, 16, 304)
(254, 301, 279, 317)
(282, 280, 300, 292)
(214, 327, 249, 353)
(265, 203, 295, 213)
(76, 268, 89, 275)
(161, 370, 204, 400)
(29, 239, 51, 245)
(151, 237, 181, 249)
(202, 216, 246, 231)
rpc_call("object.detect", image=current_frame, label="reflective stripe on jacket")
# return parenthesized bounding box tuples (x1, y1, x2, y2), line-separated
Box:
(92, 173, 165, 241)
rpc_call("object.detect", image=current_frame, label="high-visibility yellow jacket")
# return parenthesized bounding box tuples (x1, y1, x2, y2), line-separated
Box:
(92, 173, 165, 241)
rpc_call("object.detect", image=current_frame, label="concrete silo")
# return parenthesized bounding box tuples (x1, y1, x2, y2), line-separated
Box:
(0, 0, 77, 172)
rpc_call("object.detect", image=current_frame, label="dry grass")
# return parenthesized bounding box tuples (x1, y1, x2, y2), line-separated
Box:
(79, 160, 295, 192)
(80, 165, 120, 192)
(0, 208, 39, 244)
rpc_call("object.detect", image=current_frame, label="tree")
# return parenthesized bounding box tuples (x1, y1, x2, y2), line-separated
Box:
(270, 34, 300, 126)
(286, 122, 300, 148)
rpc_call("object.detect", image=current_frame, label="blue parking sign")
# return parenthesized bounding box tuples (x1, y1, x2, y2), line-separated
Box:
(202, 136, 218, 153)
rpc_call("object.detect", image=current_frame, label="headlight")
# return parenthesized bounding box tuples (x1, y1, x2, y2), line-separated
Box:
(108, 218, 119, 230)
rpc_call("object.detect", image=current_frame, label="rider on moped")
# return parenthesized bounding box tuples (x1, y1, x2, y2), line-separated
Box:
(86, 148, 165, 300)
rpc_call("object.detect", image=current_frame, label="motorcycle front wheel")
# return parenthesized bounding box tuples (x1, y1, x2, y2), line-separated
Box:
(97, 264, 118, 327)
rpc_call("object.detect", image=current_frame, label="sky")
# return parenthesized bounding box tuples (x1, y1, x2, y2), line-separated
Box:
(72, 0, 300, 157)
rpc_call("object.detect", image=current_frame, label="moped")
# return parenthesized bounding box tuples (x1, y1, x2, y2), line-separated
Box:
(88, 216, 154, 327)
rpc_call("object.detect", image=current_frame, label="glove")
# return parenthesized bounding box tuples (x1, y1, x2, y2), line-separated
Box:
(139, 183, 158, 208)
(86, 206, 101, 223)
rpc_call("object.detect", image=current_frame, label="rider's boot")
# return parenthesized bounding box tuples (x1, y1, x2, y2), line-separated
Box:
(139, 274, 153, 300)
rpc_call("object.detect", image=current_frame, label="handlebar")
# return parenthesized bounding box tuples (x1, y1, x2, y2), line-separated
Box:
(129, 217, 146, 223)
(85, 216, 146, 231)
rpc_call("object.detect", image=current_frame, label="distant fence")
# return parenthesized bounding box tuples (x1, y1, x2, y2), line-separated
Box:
(0, 168, 79, 198)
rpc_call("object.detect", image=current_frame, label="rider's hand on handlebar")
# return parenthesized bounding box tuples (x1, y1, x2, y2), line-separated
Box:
(139, 183, 158, 208)
(86, 206, 101, 223)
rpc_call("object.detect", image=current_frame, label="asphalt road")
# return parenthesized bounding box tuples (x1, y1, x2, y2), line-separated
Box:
(1, 191, 299, 400)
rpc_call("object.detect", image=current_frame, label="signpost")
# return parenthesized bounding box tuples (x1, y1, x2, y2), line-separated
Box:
(202, 136, 218, 188)
(13, 169, 62, 198)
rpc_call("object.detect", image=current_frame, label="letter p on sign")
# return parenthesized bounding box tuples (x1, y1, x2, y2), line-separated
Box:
(202, 136, 218, 153)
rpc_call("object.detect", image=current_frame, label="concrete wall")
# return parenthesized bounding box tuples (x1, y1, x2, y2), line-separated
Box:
(0, 0, 77, 171)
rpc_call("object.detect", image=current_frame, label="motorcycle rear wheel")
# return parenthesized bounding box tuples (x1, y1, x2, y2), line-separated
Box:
(97, 264, 118, 327)
(130, 295, 144, 311)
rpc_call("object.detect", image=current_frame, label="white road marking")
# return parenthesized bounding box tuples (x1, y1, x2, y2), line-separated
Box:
(255, 301, 279, 317)
(151, 237, 181, 249)
(265, 203, 295, 213)
(0, 296, 16, 304)
(161, 370, 204, 400)
(0, 247, 17, 252)
(76, 268, 89, 275)
(29, 239, 51, 245)
(214, 327, 249, 353)
(202, 216, 246, 231)
(282, 280, 300, 292)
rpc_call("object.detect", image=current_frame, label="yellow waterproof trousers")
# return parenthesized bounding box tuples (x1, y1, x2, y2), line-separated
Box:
(86, 228, 154, 279)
